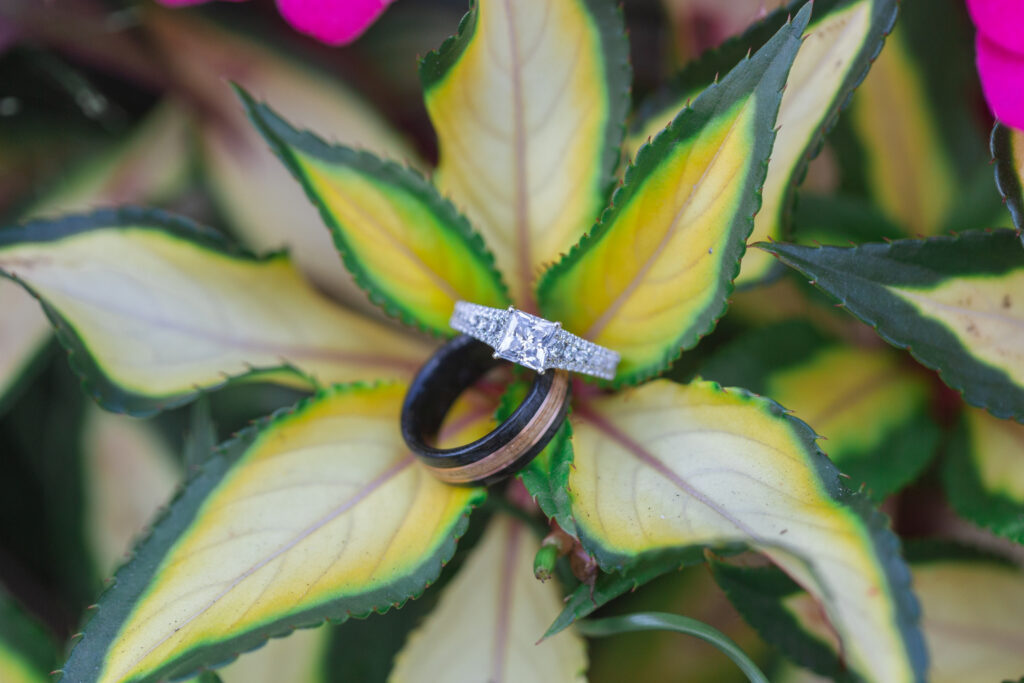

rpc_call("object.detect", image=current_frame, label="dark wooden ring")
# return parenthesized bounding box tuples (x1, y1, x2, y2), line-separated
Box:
(401, 334, 571, 487)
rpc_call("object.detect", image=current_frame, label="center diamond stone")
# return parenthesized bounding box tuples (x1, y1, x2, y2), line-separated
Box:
(495, 310, 560, 372)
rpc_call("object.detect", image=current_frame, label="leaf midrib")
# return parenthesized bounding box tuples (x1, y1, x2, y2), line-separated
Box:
(4, 267, 422, 372)
(582, 96, 753, 341)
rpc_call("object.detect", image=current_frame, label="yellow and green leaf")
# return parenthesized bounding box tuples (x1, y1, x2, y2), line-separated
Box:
(629, 0, 898, 285)
(905, 553, 1024, 682)
(1, 99, 195, 413)
(390, 516, 587, 682)
(717, 547, 1024, 683)
(942, 406, 1024, 544)
(0, 209, 431, 416)
(700, 320, 939, 499)
(992, 122, 1024, 237)
(538, 7, 809, 385)
(61, 382, 485, 683)
(142, 7, 417, 313)
(566, 380, 926, 682)
(241, 91, 509, 336)
(0, 591, 55, 683)
(760, 232, 1024, 422)
(420, 0, 631, 306)
(834, 0, 1001, 236)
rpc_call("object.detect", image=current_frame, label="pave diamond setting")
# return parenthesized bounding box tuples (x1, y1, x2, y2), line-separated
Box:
(450, 302, 621, 380)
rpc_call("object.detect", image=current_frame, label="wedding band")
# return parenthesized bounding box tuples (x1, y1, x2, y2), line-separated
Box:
(401, 335, 570, 487)
(450, 302, 620, 380)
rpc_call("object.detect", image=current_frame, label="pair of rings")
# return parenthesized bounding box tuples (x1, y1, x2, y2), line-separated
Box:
(401, 303, 620, 486)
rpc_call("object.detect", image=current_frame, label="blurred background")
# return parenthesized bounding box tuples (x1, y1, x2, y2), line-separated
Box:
(0, 0, 1011, 681)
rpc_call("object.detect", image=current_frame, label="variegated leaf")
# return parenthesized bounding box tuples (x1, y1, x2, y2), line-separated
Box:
(0, 592, 55, 683)
(906, 556, 1024, 682)
(2, 99, 194, 412)
(61, 382, 485, 683)
(837, 0, 1000, 236)
(420, 0, 630, 306)
(389, 516, 587, 682)
(719, 551, 1024, 682)
(143, 7, 417, 313)
(943, 406, 1024, 544)
(630, 0, 898, 285)
(0, 209, 430, 416)
(761, 232, 1024, 422)
(992, 122, 1024, 237)
(241, 92, 510, 336)
(538, 8, 809, 384)
(700, 321, 939, 499)
(566, 380, 926, 682)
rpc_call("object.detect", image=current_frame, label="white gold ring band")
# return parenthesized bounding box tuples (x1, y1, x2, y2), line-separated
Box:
(450, 302, 620, 381)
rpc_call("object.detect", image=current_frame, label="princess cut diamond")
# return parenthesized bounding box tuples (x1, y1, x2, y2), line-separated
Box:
(495, 310, 560, 372)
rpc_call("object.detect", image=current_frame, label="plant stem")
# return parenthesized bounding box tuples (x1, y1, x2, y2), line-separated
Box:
(576, 611, 769, 683)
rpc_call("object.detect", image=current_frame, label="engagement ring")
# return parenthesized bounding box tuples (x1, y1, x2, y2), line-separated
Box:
(450, 302, 620, 381)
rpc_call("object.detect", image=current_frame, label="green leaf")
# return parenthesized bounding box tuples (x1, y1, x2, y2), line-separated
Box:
(792, 193, 905, 246)
(0, 209, 430, 416)
(389, 516, 587, 682)
(710, 560, 859, 681)
(942, 406, 1024, 544)
(61, 382, 485, 683)
(538, 6, 810, 385)
(239, 89, 510, 336)
(630, 0, 899, 286)
(564, 379, 926, 682)
(699, 320, 940, 500)
(2, 99, 195, 414)
(991, 122, 1024, 237)
(546, 553, 700, 638)
(760, 232, 1024, 422)
(717, 550, 1024, 683)
(420, 0, 631, 305)
(0, 591, 56, 683)
(142, 6, 418, 313)
(578, 612, 768, 683)
(560, 563, 766, 683)
(836, 0, 997, 236)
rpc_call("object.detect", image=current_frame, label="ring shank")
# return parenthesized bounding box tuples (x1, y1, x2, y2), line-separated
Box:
(401, 335, 570, 486)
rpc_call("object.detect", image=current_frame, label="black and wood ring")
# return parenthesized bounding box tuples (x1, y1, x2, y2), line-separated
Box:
(401, 334, 570, 487)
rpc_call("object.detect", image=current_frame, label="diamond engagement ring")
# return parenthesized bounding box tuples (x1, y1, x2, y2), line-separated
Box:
(450, 302, 620, 381)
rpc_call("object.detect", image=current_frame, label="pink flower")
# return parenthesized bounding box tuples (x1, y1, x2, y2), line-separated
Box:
(966, 0, 1024, 129)
(155, 0, 393, 46)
